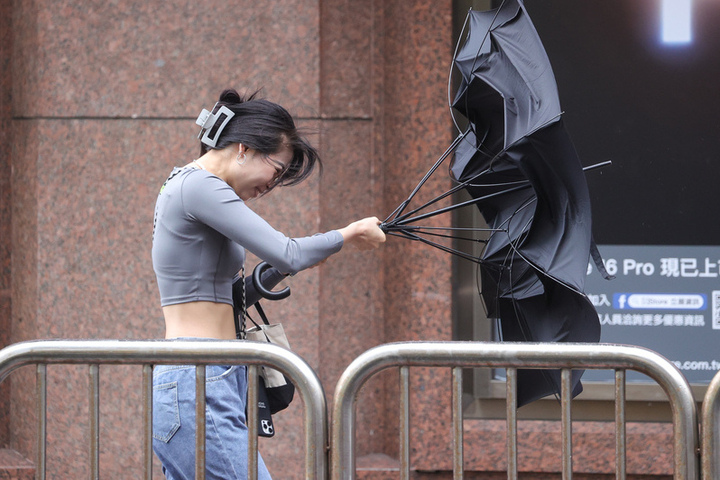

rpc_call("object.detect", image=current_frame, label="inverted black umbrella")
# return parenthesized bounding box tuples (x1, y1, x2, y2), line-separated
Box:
(382, 0, 611, 407)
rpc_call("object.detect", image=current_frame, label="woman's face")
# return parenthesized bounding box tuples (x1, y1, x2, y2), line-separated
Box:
(234, 147, 292, 201)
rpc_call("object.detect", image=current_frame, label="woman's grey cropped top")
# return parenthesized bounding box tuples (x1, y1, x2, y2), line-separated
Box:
(152, 166, 343, 307)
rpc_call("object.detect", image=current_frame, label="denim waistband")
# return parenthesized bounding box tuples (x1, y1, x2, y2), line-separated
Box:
(153, 363, 246, 376)
(153, 338, 243, 376)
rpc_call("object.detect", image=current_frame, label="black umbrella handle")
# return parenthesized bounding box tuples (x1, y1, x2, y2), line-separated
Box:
(252, 261, 291, 300)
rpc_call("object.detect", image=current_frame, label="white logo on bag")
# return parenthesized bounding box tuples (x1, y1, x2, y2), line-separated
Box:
(261, 420, 274, 435)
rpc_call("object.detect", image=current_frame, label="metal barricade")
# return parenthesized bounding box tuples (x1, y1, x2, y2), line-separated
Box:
(702, 370, 720, 479)
(0, 339, 328, 480)
(330, 342, 699, 480)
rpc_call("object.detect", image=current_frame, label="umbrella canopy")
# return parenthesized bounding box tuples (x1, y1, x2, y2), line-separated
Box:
(383, 0, 608, 407)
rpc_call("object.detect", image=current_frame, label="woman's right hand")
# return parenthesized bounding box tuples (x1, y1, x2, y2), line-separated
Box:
(338, 217, 386, 251)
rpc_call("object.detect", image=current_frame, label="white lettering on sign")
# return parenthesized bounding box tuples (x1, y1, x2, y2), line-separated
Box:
(598, 313, 705, 327)
(589, 257, 720, 279)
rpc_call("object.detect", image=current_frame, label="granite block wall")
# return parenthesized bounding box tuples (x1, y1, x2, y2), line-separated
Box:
(8, 0, 329, 478)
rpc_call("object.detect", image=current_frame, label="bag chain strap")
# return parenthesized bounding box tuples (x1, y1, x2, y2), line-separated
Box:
(236, 265, 271, 340)
(238, 266, 246, 339)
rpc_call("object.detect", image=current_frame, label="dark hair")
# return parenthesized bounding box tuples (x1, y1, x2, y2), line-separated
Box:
(199, 89, 321, 188)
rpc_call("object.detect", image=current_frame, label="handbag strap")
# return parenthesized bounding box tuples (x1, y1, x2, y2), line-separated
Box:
(234, 267, 247, 339)
(246, 304, 274, 344)
(234, 266, 272, 339)
(244, 302, 269, 331)
(254, 302, 271, 326)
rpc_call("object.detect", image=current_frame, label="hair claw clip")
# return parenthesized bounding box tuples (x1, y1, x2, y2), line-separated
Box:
(196, 103, 236, 148)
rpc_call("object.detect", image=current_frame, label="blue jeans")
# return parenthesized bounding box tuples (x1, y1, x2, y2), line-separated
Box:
(152, 364, 272, 480)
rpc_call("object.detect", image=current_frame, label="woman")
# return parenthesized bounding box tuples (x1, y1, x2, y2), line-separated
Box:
(151, 89, 385, 479)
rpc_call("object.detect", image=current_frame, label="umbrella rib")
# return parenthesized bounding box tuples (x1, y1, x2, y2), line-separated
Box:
(385, 225, 501, 233)
(458, 159, 609, 190)
(393, 163, 529, 225)
(448, 8, 471, 119)
(387, 231, 484, 265)
(384, 132, 468, 224)
(388, 102, 611, 227)
(584, 160, 612, 172)
(391, 182, 471, 225)
(451, 155, 608, 192)
(390, 159, 609, 228)
(393, 183, 531, 226)
(395, 228, 489, 244)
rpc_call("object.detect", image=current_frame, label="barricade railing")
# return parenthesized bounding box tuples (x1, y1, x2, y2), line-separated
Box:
(702, 369, 720, 480)
(2, 340, 709, 479)
(0, 339, 328, 480)
(330, 342, 699, 480)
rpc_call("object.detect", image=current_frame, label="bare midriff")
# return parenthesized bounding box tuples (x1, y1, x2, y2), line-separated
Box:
(162, 301, 236, 340)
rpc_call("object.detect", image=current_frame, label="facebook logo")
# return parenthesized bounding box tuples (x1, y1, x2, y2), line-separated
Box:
(615, 294, 629, 309)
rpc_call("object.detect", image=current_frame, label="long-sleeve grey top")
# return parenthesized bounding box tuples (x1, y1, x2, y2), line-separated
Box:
(152, 166, 344, 307)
